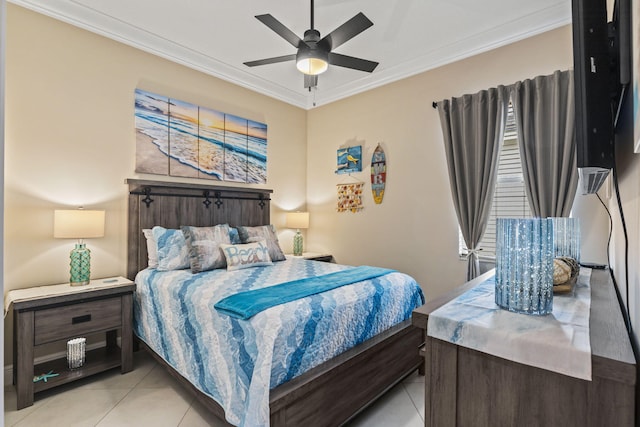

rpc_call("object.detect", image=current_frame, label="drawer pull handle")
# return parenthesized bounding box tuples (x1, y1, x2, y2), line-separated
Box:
(72, 314, 91, 324)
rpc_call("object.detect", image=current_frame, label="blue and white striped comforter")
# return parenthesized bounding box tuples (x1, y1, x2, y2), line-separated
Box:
(134, 258, 424, 427)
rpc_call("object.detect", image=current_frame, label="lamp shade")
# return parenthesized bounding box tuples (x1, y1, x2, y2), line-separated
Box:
(286, 212, 309, 229)
(54, 210, 105, 239)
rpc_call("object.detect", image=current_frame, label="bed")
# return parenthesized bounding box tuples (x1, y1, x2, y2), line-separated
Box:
(126, 179, 425, 426)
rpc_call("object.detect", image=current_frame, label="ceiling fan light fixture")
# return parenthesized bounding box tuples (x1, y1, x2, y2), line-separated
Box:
(246, 2, 377, 87)
(296, 57, 328, 75)
(296, 48, 329, 75)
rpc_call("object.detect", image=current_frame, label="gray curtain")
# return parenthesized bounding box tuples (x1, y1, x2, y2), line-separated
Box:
(438, 86, 509, 280)
(511, 70, 578, 217)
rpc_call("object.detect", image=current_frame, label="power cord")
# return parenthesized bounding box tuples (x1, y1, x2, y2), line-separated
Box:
(610, 86, 632, 335)
(595, 192, 613, 272)
(611, 152, 633, 336)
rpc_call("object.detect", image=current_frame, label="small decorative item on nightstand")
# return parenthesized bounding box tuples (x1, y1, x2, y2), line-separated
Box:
(54, 209, 105, 286)
(286, 212, 309, 256)
(67, 337, 86, 369)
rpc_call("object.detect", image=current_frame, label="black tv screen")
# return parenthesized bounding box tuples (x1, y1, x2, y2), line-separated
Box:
(571, 0, 615, 193)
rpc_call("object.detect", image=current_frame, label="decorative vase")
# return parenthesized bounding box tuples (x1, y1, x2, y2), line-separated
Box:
(495, 218, 554, 315)
(550, 217, 580, 261)
(70, 243, 91, 286)
(293, 231, 303, 256)
(67, 337, 86, 369)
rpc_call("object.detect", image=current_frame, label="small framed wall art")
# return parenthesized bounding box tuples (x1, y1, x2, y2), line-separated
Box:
(336, 146, 362, 174)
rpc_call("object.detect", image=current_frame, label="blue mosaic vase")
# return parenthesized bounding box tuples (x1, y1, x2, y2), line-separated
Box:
(293, 231, 303, 256)
(495, 218, 554, 315)
(70, 243, 91, 286)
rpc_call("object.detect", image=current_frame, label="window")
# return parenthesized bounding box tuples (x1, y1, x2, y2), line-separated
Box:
(459, 102, 531, 259)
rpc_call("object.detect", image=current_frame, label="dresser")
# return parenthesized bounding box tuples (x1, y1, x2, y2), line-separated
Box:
(412, 269, 636, 427)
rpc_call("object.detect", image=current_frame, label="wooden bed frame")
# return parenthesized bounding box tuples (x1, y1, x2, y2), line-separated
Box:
(126, 179, 423, 426)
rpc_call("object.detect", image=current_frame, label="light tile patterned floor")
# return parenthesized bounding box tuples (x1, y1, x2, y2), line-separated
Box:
(5, 350, 424, 426)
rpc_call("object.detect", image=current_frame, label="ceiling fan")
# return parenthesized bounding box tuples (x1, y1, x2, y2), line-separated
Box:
(244, 0, 379, 90)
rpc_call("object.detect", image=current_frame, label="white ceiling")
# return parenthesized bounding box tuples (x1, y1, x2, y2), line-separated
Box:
(11, 0, 571, 109)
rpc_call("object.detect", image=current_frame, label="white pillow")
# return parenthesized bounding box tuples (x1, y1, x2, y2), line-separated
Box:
(142, 229, 158, 269)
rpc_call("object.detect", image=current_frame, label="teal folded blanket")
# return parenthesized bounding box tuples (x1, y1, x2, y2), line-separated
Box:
(214, 266, 395, 319)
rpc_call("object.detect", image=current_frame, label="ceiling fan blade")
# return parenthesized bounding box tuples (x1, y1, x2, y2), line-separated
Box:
(244, 54, 297, 67)
(304, 74, 318, 89)
(328, 52, 378, 73)
(321, 12, 373, 50)
(255, 14, 304, 48)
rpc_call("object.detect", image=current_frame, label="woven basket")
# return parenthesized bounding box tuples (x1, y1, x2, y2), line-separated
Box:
(553, 272, 578, 294)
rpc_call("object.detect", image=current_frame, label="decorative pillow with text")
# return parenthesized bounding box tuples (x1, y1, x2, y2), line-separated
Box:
(220, 240, 273, 271)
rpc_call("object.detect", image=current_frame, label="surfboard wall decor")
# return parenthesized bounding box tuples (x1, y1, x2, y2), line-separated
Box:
(371, 144, 386, 204)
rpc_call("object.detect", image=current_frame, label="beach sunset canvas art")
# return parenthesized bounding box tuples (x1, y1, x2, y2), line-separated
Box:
(198, 107, 225, 180)
(247, 120, 268, 184)
(224, 114, 249, 182)
(169, 98, 199, 178)
(135, 90, 170, 175)
(134, 89, 268, 183)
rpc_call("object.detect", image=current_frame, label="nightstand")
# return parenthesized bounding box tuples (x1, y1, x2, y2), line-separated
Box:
(8, 276, 135, 409)
(288, 252, 334, 263)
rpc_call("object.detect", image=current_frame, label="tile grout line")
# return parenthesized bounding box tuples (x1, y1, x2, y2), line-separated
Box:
(175, 395, 198, 427)
(402, 383, 424, 422)
(93, 356, 166, 426)
(92, 386, 137, 426)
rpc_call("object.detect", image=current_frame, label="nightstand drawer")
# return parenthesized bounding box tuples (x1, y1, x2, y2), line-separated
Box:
(33, 298, 122, 345)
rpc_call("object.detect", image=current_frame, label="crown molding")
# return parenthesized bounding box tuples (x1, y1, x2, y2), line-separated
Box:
(310, 3, 571, 108)
(10, 0, 310, 108)
(10, 0, 571, 111)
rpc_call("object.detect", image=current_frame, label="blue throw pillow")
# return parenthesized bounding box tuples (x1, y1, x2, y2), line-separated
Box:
(152, 226, 190, 271)
(228, 226, 241, 244)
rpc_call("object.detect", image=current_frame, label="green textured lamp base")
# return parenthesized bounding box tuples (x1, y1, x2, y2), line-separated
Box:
(293, 231, 303, 257)
(70, 243, 91, 286)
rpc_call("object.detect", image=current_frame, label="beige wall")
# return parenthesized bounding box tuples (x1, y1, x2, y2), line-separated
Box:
(306, 25, 609, 300)
(4, 6, 617, 364)
(4, 5, 307, 360)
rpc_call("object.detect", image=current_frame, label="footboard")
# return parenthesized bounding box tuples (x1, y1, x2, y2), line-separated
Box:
(138, 319, 422, 426)
(269, 319, 423, 426)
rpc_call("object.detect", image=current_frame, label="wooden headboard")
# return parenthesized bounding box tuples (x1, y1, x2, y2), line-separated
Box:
(126, 179, 273, 280)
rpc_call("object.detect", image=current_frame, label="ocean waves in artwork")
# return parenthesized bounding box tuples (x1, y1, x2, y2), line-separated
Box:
(134, 88, 267, 183)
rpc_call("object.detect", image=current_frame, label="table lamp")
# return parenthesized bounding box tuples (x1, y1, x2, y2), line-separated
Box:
(286, 212, 309, 256)
(54, 209, 105, 286)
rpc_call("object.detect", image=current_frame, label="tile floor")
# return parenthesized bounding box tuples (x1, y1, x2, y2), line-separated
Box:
(4, 350, 424, 427)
